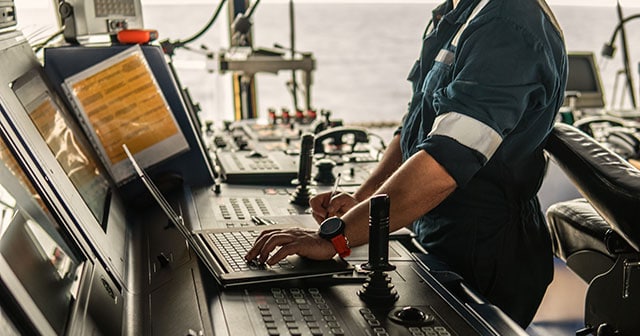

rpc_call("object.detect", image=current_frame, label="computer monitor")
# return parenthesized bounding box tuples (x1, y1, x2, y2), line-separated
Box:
(12, 69, 112, 229)
(58, 0, 144, 41)
(564, 51, 606, 109)
(59, 45, 190, 184)
(44, 43, 215, 190)
(0, 30, 127, 285)
(0, 114, 82, 336)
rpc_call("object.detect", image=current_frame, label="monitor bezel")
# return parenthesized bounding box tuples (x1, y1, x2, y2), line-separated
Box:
(564, 51, 606, 109)
(0, 31, 128, 287)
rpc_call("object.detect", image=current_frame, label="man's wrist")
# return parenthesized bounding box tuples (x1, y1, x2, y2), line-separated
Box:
(318, 217, 351, 258)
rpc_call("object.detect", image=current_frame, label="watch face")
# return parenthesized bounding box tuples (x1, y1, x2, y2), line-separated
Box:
(320, 217, 343, 238)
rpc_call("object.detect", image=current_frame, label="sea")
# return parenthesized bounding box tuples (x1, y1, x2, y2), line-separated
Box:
(16, 2, 640, 124)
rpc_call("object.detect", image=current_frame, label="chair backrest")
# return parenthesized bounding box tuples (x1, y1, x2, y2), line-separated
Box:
(545, 123, 640, 251)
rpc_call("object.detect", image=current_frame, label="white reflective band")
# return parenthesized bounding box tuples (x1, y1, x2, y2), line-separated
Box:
(429, 112, 503, 161)
(452, 0, 490, 47)
(435, 49, 455, 65)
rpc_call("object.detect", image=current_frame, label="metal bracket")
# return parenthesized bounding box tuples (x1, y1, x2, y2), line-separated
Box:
(623, 258, 640, 298)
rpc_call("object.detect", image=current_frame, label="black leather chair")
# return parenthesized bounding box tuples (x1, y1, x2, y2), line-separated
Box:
(545, 122, 640, 335)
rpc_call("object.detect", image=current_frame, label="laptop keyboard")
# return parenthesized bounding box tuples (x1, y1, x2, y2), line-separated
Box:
(209, 231, 294, 272)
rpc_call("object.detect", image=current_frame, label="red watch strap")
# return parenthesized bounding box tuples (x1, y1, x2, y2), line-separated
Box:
(330, 234, 351, 258)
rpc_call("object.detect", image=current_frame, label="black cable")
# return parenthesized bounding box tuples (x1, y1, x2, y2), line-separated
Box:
(161, 0, 227, 55)
(245, 0, 261, 19)
(367, 133, 388, 161)
(605, 13, 640, 51)
(181, 0, 227, 45)
(615, 1, 636, 108)
(32, 28, 65, 53)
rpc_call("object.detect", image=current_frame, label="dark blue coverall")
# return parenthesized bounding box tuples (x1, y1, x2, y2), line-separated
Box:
(400, 0, 567, 327)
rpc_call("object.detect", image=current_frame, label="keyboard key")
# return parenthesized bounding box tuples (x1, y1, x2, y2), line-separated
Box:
(330, 328, 345, 335)
(309, 328, 323, 336)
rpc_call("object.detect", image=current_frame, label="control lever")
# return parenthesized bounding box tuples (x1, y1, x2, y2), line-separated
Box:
(358, 194, 399, 306)
(290, 133, 314, 205)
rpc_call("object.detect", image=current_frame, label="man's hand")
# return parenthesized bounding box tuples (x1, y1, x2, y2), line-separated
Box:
(244, 228, 337, 265)
(309, 191, 358, 224)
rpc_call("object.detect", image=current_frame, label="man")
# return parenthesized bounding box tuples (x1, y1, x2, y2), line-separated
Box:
(246, 0, 567, 327)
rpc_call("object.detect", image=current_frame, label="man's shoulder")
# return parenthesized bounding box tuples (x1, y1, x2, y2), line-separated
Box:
(470, 0, 563, 49)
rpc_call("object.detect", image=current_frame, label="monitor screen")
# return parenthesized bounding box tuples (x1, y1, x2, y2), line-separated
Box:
(564, 52, 606, 109)
(61, 45, 189, 184)
(0, 133, 82, 335)
(11, 69, 112, 231)
(0, 29, 126, 290)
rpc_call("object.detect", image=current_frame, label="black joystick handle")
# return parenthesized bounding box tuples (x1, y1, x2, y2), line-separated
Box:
(358, 194, 398, 307)
(362, 194, 395, 272)
(290, 133, 315, 205)
(295, 133, 314, 186)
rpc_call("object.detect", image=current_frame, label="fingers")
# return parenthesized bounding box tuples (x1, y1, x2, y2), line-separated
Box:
(266, 243, 299, 265)
(244, 228, 280, 261)
(244, 229, 306, 264)
(325, 192, 357, 217)
(309, 191, 332, 223)
(244, 228, 337, 265)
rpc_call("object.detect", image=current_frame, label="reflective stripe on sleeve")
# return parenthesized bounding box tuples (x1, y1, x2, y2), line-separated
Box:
(428, 112, 503, 161)
(435, 49, 454, 65)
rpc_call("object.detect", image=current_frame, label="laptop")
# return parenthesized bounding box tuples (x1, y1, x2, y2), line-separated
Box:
(122, 145, 353, 287)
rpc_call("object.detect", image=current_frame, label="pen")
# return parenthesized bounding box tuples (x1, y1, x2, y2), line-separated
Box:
(326, 173, 342, 218)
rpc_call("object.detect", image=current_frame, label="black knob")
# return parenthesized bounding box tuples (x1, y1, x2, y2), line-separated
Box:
(314, 159, 336, 185)
(157, 253, 170, 268)
(389, 306, 435, 327)
(395, 306, 425, 322)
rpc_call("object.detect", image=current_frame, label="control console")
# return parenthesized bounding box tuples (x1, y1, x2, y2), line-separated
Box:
(206, 254, 521, 336)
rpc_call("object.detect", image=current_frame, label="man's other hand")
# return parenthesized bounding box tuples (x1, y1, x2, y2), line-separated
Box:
(309, 191, 358, 224)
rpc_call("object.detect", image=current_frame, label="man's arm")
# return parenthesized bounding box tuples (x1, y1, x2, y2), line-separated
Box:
(246, 149, 457, 264)
(309, 134, 404, 222)
(353, 134, 403, 202)
(342, 149, 457, 247)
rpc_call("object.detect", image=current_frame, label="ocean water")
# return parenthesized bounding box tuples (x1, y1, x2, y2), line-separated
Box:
(17, 3, 640, 123)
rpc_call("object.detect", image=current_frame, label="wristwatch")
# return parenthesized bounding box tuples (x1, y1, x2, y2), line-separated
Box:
(318, 217, 351, 258)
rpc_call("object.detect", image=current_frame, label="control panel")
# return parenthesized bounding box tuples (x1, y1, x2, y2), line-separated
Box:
(209, 260, 504, 336)
(203, 114, 389, 187)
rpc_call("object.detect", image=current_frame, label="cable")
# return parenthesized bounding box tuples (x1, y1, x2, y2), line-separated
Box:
(367, 132, 388, 161)
(615, 1, 636, 108)
(161, 0, 227, 56)
(603, 13, 640, 56)
(601, 1, 638, 108)
(32, 28, 65, 54)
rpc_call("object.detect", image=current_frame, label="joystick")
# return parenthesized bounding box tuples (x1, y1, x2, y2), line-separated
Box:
(357, 194, 399, 306)
(290, 133, 315, 205)
(313, 158, 337, 185)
